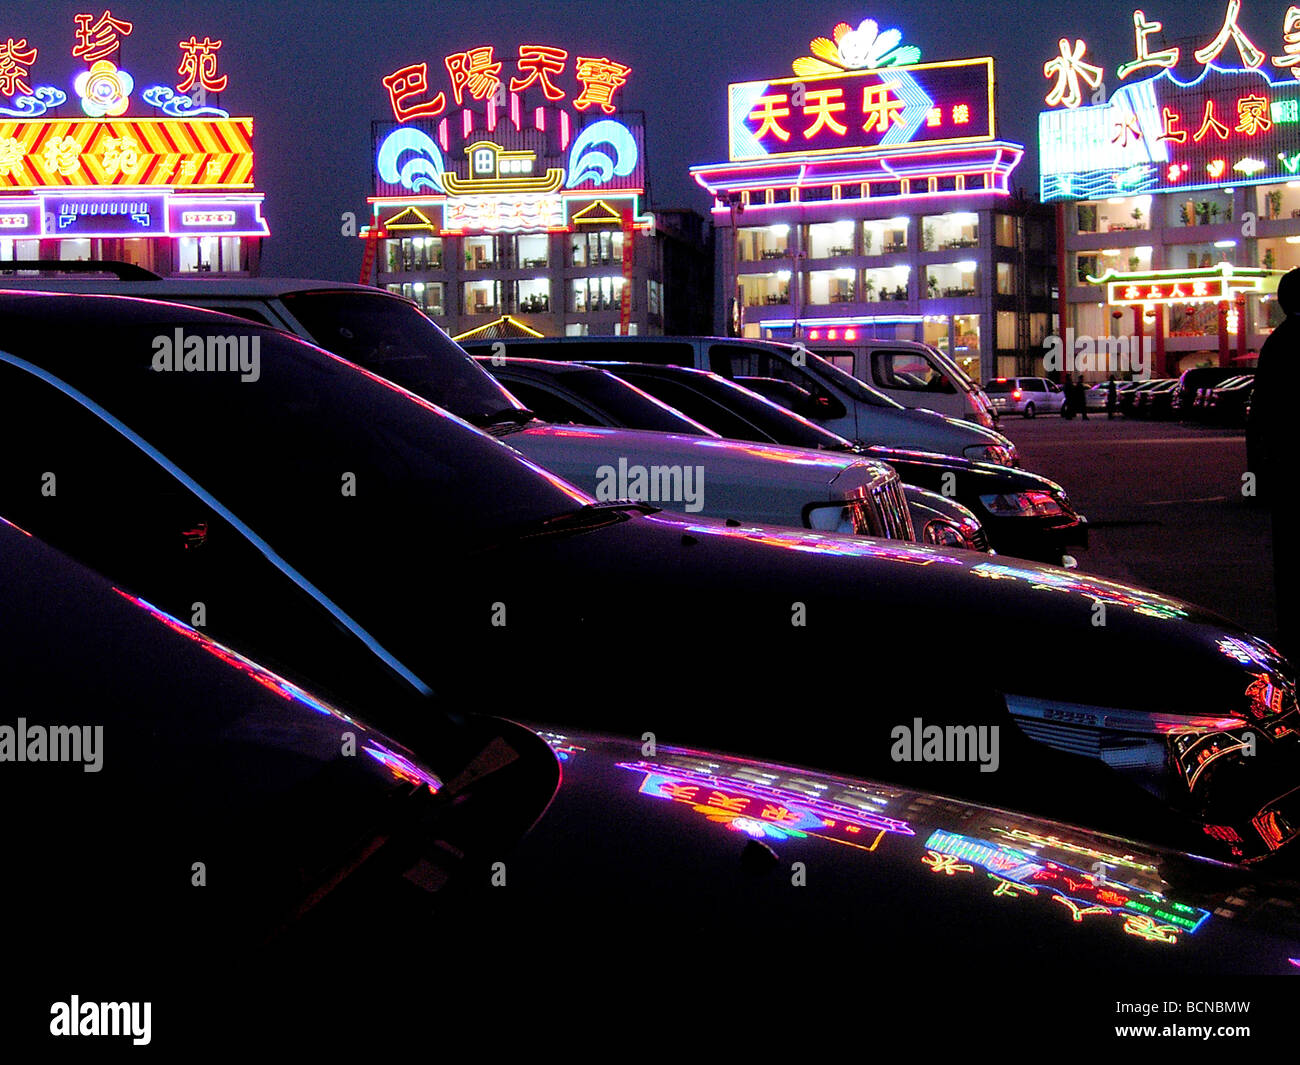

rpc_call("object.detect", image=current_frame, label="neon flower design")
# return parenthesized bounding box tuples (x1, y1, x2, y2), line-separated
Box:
(75, 58, 133, 117)
(793, 19, 920, 76)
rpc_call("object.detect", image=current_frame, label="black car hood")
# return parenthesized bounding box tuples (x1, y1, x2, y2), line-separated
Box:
(469, 728, 1300, 973)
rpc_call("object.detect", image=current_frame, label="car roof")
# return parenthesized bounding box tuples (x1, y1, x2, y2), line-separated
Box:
(0, 275, 392, 298)
(471, 356, 601, 376)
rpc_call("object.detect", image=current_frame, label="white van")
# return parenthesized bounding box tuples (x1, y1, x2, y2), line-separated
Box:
(810, 340, 998, 428)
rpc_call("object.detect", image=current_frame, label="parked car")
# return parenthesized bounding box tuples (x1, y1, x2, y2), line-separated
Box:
(983, 377, 1067, 419)
(1178, 366, 1247, 419)
(459, 334, 1021, 465)
(514, 358, 1085, 564)
(1119, 378, 1170, 416)
(477, 356, 983, 550)
(1205, 374, 1255, 426)
(10, 525, 1300, 1040)
(807, 338, 998, 427)
(1084, 379, 1139, 412)
(1134, 378, 1181, 418)
(0, 264, 917, 544)
(3, 291, 1298, 866)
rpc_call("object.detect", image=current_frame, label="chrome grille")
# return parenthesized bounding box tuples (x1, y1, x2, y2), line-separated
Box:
(860, 470, 915, 542)
(966, 525, 991, 552)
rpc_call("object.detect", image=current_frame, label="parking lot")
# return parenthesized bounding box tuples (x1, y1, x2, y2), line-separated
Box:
(1001, 415, 1276, 641)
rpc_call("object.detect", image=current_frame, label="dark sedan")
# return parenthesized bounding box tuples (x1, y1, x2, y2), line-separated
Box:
(2, 292, 1297, 867)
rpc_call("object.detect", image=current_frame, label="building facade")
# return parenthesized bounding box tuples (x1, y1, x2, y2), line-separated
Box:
(1038, 4, 1300, 375)
(690, 18, 1055, 381)
(0, 11, 267, 276)
(364, 42, 712, 339)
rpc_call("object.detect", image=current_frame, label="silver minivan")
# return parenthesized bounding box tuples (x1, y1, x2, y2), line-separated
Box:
(810, 339, 998, 428)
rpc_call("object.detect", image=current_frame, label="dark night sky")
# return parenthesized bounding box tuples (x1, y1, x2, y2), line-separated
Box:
(11, 0, 1272, 277)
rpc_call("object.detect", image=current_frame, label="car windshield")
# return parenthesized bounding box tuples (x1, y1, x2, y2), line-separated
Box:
(1, 296, 591, 563)
(791, 346, 902, 409)
(623, 368, 854, 450)
(278, 290, 533, 429)
(558, 366, 719, 436)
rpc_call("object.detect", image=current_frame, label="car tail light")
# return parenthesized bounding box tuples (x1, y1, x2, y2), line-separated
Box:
(1012, 389, 1022, 400)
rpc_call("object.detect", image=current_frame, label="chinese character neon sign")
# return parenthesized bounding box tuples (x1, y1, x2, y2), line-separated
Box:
(728, 58, 994, 162)
(0, 38, 37, 97)
(72, 10, 132, 63)
(384, 43, 632, 124)
(177, 36, 227, 94)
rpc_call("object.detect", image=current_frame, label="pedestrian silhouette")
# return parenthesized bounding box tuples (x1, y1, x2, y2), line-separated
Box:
(1249, 267, 1300, 656)
(1107, 374, 1118, 419)
(1076, 375, 1089, 420)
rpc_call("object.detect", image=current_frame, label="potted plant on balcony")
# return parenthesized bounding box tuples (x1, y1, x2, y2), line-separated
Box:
(927, 274, 938, 298)
(1077, 204, 1097, 232)
(923, 224, 935, 251)
(863, 278, 876, 301)
(1130, 207, 1144, 228)
(1269, 190, 1284, 219)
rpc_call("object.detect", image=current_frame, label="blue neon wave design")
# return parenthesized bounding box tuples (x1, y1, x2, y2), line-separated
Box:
(0, 349, 434, 697)
(565, 119, 639, 188)
(141, 85, 230, 118)
(376, 126, 445, 193)
(0, 86, 67, 118)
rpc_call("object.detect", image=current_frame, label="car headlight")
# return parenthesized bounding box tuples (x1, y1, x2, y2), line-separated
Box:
(922, 518, 966, 547)
(978, 490, 1067, 517)
(964, 442, 1018, 466)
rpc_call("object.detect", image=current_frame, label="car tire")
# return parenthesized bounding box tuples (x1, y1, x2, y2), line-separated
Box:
(1024, 403, 1036, 419)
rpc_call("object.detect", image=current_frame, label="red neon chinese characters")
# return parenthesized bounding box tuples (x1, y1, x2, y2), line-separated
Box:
(383, 63, 446, 123)
(509, 45, 567, 100)
(748, 93, 792, 141)
(1158, 106, 1187, 143)
(1112, 114, 1142, 147)
(925, 106, 941, 127)
(1195, 0, 1264, 68)
(72, 10, 133, 63)
(862, 82, 905, 133)
(177, 36, 227, 94)
(1236, 94, 1271, 135)
(803, 87, 847, 138)
(953, 103, 970, 124)
(0, 37, 37, 97)
(574, 56, 631, 114)
(444, 46, 502, 106)
(1194, 100, 1230, 141)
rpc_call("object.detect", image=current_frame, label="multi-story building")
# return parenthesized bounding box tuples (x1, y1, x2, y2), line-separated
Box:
(1039, 5, 1300, 374)
(362, 40, 711, 340)
(689, 17, 1056, 381)
(0, 13, 267, 275)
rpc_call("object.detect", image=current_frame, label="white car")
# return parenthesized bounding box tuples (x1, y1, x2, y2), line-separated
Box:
(984, 377, 1067, 418)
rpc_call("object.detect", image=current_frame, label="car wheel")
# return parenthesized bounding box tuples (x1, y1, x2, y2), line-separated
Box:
(1024, 403, 1036, 419)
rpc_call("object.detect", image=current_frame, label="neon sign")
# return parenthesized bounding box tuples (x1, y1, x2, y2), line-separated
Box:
(0, 118, 256, 188)
(177, 36, 227, 94)
(793, 18, 921, 76)
(0, 37, 37, 97)
(72, 10, 132, 63)
(384, 42, 632, 124)
(728, 58, 994, 162)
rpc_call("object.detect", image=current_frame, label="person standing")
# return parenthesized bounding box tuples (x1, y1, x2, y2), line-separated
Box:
(1106, 374, 1118, 419)
(1076, 375, 1089, 420)
(1249, 267, 1300, 657)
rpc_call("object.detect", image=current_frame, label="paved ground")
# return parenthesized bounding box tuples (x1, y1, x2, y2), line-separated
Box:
(997, 413, 1277, 642)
